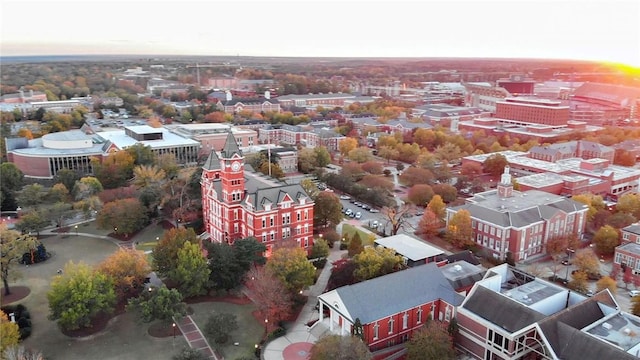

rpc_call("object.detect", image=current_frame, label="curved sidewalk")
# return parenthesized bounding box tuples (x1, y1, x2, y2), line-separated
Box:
(262, 246, 347, 360)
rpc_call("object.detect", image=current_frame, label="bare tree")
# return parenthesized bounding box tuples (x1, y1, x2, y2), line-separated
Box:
(381, 203, 416, 236)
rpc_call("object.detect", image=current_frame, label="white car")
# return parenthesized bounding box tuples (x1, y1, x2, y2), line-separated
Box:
(339, 195, 351, 200)
(355, 212, 362, 219)
(630, 290, 640, 297)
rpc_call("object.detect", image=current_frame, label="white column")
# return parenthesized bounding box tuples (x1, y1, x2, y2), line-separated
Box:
(319, 303, 324, 322)
(329, 309, 334, 332)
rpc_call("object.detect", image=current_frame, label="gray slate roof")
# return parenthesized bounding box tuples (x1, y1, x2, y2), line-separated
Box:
(451, 193, 586, 228)
(333, 263, 463, 324)
(243, 175, 309, 211)
(537, 293, 636, 360)
(202, 149, 221, 171)
(220, 131, 242, 159)
(623, 223, 640, 236)
(463, 286, 545, 332)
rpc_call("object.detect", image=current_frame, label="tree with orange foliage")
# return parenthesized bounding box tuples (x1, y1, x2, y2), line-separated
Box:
(418, 209, 442, 238)
(204, 111, 226, 123)
(16, 128, 34, 140)
(97, 249, 151, 301)
(446, 209, 473, 248)
(244, 265, 292, 328)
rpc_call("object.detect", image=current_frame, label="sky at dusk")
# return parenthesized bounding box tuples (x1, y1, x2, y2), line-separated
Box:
(2, 0, 639, 66)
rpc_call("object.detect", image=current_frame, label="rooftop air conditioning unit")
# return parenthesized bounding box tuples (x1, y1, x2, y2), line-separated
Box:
(603, 322, 612, 330)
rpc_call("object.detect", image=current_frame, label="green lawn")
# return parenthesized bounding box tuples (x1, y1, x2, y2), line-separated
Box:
(342, 223, 376, 246)
(189, 301, 263, 360)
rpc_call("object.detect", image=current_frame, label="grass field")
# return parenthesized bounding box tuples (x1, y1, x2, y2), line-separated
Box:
(341, 223, 376, 246)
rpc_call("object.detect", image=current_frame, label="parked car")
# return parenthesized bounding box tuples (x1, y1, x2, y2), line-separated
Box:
(339, 195, 351, 200)
(369, 208, 380, 213)
(371, 220, 379, 228)
(345, 209, 353, 216)
(630, 290, 640, 297)
(355, 212, 362, 219)
(561, 258, 572, 266)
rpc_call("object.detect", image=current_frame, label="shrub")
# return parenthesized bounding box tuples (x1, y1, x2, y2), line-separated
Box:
(313, 258, 327, 269)
(267, 327, 286, 340)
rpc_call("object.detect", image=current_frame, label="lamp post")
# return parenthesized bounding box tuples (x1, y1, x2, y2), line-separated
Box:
(114, 227, 118, 234)
(264, 318, 268, 338)
(74, 225, 78, 236)
(172, 322, 176, 339)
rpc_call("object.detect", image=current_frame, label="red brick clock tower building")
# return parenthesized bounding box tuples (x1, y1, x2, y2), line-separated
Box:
(201, 132, 314, 255)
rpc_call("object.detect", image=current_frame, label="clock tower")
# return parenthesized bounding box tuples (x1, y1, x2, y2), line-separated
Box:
(220, 131, 245, 204)
(497, 166, 514, 199)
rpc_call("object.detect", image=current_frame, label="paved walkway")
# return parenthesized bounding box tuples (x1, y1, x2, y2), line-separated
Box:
(174, 315, 220, 360)
(261, 245, 347, 360)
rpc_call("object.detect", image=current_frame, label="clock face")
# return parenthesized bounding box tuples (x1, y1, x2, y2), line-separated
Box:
(231, 161, 241, 172)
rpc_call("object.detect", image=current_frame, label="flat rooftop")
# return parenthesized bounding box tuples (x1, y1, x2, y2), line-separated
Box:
(374, 234, 444, 261)
(516, 172, 597, 188)
(502, 279, 563, 306)
(440, 261, 485, 282)
(586, 313, 640, 351)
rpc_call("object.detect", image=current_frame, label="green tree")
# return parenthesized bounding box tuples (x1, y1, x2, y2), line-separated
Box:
(352, 246, 405, 281)
(427, 194, 446, 220)
(126, 284, 187, 323)
(405, 320, 456, 360)
(169, 241, 210, 298)
(348, 233, 364, 257)
(309, 334, 372, 360)
(0, 312, 20, 355)
(47, 261, 116, 330)
(310, 238, 330, 259)
(204, 312, 238, 344)
(313, 191, 343, 229)
(125, 143, 156, 166)
(0, 226, 38, 295)
(53, 168, 79, 194)
(15, 210, 50, 236)
(153, 227, 199, 277)
(0, 163, 24, 210)
(205, 242, 242, 291)
(266, 247, 316, 293)
(446, 209, 474, 248)
(16, 184, 47, 209)
(45, 201, 75, 228)
(233, 237, 267, 271)
(348, 147, 373, 163)
(314, 147, 331, 168)
(298, 148, 318, 174)
(593, 225, 620, 255)
(72, 176, 104, 200)
(96, 198, 148, 236)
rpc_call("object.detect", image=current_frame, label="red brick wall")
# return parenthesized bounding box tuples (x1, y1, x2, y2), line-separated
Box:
(12, 155, 50, 178)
